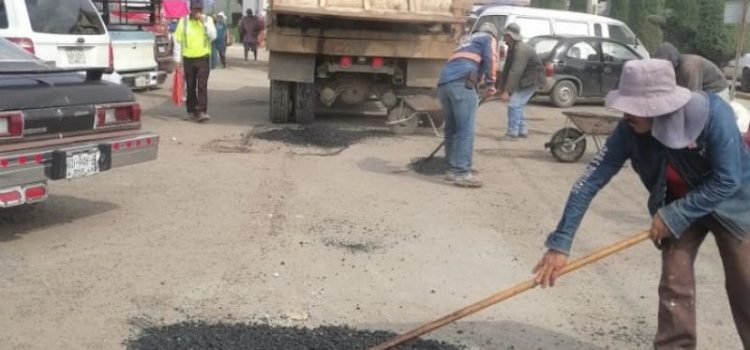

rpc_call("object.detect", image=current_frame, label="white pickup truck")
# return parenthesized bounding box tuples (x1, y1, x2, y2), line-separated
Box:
(104, 29, 167, 89)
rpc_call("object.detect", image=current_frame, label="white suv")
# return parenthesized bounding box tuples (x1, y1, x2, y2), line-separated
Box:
(0, 0, 111, 76)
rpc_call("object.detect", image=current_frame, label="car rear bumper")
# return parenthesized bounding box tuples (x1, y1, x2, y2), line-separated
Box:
(0, 132, 159, 203)
(104, 70, 168, 89)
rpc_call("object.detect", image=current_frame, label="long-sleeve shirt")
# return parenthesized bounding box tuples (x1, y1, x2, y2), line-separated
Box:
(437, 32, 497, 88)
(677, 54, 729, 93)
(174, 15, 217, 58)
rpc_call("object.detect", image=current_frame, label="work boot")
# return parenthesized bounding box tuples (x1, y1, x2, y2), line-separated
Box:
(444, 171, 457, 182)
(498, 134, 519, 142)
(197, 112, 211, 123)
(451, 174, 483, 188)
(183, 112, 199, 121)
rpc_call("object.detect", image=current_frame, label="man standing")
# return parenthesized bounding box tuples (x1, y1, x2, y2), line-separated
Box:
(654, 42, 730, 100)
(174, 0, 217, 122)
(239, 9, 263, 62)
(533, 59, 750, 349)
(436, 22, 498, 188)
(211, 12, 227, 69)
(497, 23, 544, 140)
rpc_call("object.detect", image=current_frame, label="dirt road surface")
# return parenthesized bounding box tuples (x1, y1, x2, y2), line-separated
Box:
(0, 48, 745, 349)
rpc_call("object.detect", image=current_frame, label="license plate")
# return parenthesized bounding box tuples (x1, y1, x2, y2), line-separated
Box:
(135, 76, 148, 87)
(66, 149, 100, 179)
(66, 48, 86, 65)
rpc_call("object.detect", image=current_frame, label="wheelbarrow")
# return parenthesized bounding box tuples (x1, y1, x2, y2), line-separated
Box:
(544, 110, 622, 163)
(385, 95, 444, 136)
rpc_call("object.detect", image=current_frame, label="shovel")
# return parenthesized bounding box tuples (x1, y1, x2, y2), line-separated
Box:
(368, 229, 650, 350)
(422, 94, 502, 163)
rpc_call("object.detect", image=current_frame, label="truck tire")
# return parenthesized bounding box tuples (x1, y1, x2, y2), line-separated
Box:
(270, 80, 292, 123)
(387, 105, 418, 135)
(293, 83, 315, 124)
(551, 80, 577, 108)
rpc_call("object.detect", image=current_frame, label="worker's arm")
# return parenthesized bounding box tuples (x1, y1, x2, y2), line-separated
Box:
(544, 122, 632, 255)
(658, 97, 744, 237)
(205, 17, 217, 41)
(479, 36, 498, 92)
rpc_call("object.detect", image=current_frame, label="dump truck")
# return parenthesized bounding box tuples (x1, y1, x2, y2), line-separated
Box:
(265, 0, 470, 133)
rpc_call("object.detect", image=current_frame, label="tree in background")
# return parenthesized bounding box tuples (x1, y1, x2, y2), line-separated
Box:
(663, 0, 700, 54)
(569, 0, 589, 12)
(694, 0, 731, 64)
(641, 0, 666, 53)
(530, 0, 567, 10)
(608, 0, 630, 22)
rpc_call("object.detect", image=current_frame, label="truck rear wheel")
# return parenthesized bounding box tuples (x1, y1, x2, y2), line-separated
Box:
(293, 83, 315, 124)
(270, 80, 292, 123)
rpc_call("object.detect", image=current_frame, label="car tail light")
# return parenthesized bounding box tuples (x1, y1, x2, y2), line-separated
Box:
(24, 184, 47, 203)
(340, 56, 352, 68)
(0, 111, 24, 138)
(0, 188, 23, 207)
(6, 37, 35, 54)
(108, 42, 115, 71)
(372, 57, 384, 69)
(95, 103, 141, 128)
(545, 62, 555, 77)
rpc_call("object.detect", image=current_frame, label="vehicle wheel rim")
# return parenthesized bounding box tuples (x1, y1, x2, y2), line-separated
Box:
(561, 138, 577, 153)
(558, 86, 573, 103)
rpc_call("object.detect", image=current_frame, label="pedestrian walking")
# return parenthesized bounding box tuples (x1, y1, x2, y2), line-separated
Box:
(497, 23, 544, 140)
(436, 22, 498, 188)
(654, 42, 730, 101)
(174, 0, 217, 123)
(239, 9, 264, 62)
(211, 12, 227, 69)
(533, 59, 750, 350)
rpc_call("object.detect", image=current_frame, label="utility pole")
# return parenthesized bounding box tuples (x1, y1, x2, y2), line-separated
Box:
(586, 0, 596, 14)
(732, 0, 750, 99)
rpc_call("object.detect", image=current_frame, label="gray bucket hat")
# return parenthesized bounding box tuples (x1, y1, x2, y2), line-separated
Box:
(605, 59, 708, 149)
(503, 23, 522, 41)
(477, 22, 499, 38)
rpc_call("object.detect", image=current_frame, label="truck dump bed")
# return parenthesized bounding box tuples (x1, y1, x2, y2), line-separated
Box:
(270, 0, 468, 23)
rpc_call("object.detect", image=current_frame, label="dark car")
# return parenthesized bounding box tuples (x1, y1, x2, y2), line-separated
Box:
(529, 35, 643, 108)
(0, 38, 158, 208)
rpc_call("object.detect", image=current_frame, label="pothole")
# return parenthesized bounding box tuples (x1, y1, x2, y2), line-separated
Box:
(126, 322, 463, 350)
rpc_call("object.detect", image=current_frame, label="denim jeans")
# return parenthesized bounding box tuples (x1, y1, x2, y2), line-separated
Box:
(507, 85, 536, 136)
(439, 81, 478, 176)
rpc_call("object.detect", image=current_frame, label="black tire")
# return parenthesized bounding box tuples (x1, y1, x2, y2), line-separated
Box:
(549, 127, 586, 163)
(550, 80, 577, 108)
(387, 104, 418, 135)
(270, 80, 292, 124)
(741, 68, 750, 92)
(292, 82, 315, 124)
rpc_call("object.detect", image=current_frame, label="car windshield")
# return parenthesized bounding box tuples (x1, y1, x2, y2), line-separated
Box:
(528, 37, 560, 57)
(0, 39, 51, 73)
(25, 0, 106, 35)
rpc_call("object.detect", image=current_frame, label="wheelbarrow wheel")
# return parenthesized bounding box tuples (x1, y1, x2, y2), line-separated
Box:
(387, 105, 419, 135)
(549, 127, 586, 163)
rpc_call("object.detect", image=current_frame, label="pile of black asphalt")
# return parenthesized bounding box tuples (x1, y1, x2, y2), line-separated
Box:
(253, 125, 389, 149)
(126, 322, 463, 350)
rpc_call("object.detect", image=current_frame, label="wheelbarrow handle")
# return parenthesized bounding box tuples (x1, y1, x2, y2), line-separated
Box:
(367, 230, 651, 350)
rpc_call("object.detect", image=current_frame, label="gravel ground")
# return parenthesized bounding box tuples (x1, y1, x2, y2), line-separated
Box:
(126, 322, 463, 350)
(253, 125, 390, 149)
(408, 156, 448, 176)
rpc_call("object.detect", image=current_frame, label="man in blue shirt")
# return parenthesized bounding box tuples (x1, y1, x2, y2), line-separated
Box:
(437, 22, 498, 188)
(534, 59, 750, 349)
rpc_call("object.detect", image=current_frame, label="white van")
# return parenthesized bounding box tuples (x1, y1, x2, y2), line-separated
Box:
(471, 6, 649, 61)
(0, 0, 111, 76)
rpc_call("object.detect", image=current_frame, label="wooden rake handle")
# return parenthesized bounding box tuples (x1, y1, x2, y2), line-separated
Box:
(368, 230, 651, 350)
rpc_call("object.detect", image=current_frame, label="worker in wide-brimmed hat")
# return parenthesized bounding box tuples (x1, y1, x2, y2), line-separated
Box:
(533, 59, 750, 349)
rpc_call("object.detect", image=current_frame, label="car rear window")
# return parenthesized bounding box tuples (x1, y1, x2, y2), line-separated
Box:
(528, 37, 560, 57)
(0, 0, 8, 28)
(473, 15, 506, 35)
(25, 0, 106, 35)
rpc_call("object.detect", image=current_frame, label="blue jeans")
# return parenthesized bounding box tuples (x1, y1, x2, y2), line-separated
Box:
(439, 81, 478, 176)
(507, 85, 536, 136)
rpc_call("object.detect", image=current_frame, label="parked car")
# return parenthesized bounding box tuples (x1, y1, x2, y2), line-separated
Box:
(470, 6, 649, 69)
(0, 0, 112, 78)
(0, 38, 158, 208)
(529, 35, 642, 107)
(723, 54, 750, 92)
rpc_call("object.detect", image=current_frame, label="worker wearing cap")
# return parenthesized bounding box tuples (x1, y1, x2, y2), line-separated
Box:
(436, 22, 498, 188)
(174, 0, 217, 123)
(534, 59, 750, 349)
(497, 23, 544, 140)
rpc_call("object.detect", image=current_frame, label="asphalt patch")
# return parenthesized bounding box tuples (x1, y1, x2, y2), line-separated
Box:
(408, 156, 448, 176)
(253, 125, 389, 149)
(126, 322, 463, 350)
